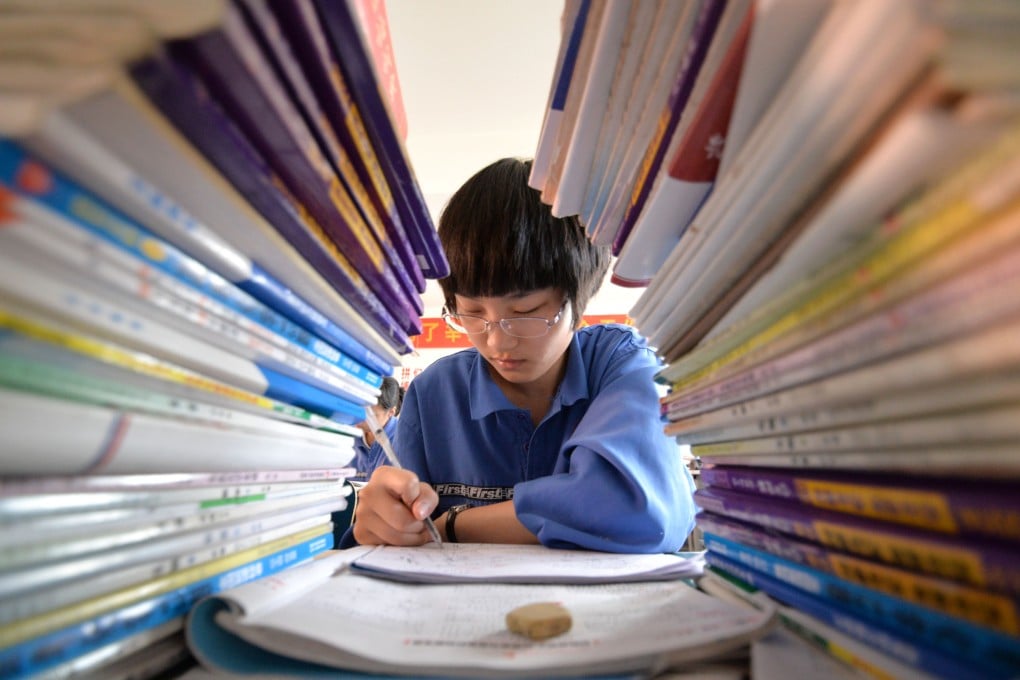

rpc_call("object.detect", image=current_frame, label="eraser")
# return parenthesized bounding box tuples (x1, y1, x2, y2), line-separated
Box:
(506, 602, 572, 640)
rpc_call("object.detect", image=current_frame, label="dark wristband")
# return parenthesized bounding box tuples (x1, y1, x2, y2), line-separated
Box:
(444, 504, 469, 543)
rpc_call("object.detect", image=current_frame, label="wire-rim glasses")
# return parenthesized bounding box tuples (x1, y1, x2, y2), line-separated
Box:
(442, 301, 568, 338)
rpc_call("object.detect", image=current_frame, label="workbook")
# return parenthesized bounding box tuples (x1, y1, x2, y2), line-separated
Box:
(186, 545, 775, 678)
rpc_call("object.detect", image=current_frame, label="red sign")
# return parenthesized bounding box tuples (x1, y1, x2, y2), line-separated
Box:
(411, 315, 633, 350)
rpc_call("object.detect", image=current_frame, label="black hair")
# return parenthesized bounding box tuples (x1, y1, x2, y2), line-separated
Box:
(437, 157, 610, 326)
(378, 376, 403, 414)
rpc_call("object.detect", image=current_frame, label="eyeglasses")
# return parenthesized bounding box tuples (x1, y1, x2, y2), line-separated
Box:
(442, 301, 568, 338)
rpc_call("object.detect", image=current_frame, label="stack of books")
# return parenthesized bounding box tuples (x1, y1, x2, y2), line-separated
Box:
(532, 0, 1020, 677)
(0, 1, 444, 677)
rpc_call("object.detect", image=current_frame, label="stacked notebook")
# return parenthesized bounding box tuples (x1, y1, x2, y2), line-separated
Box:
(533, 0, 1020, 677)
(0, 1, 444, 677)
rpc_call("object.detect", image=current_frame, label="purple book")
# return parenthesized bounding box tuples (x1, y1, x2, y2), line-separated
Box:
(611, 0, 727, 256)
(129, 53, 414, 355)
(694, 486, 1020, 595)
(700, 465, 1020, 543)
(166, 3, 421, 334)
(263, 0, 426, 294)
(697, 510, 1020, 639)
(311, 0, 449, 280)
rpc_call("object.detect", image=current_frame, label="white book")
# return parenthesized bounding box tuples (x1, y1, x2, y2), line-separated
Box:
(634, 0, 934, 346)
(587, 1, 703, 245)
(550, 0, 631, 218)
(0, 388, 356, 475)
(3, 200, 378, 404)
(24, 78, 401, 364)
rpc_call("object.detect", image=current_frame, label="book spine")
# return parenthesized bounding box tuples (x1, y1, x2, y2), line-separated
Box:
(0, 230, 377, 407)
(691, 404, 1020, 457)
(1, 515, 332, 622)
(0, 389, 354, 476)
(241, 0, 425, 297)
(0, 148, 383, 388)
(694, 487, 1020, 594)
(0, 307, 346, 430)
(704, 533, 1020, 677)
(704, 558, 983, 679)
(611, 0, 726, 255)
(663, 124, 1020, 388)
(127, 53, 413, 356)
(0, 529, 333, 679)
(664, 318, 1020, 437)
(697, 512, 1020, 636)
(24, 104, 391, 375)
(310, 0, 448, 279)
(665, 238, 1020, 419)
(168, 6, 420, 331)
(699, 465, 1020, 543)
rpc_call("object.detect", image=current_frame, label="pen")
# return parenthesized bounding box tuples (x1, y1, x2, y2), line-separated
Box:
(363, 408, 443, 548)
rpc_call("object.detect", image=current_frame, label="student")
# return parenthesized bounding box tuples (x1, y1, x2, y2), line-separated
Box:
(350, 376, 404, 482)
(347, 158, 696, 553)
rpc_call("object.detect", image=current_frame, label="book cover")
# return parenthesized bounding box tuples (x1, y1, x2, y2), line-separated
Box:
(704, 533, 1020, 677)
(128, 53, 415, 355)
(166, 4, 421, 333)
(694, 487, 1020, 594)
(610, 0, 727, 256)
(612, 1, 753, 287)
(0, 529, 333, 680)
(310, 0, 448, 280)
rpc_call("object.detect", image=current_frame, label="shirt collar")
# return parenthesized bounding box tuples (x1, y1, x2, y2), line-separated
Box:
(467, 334, 590, 420)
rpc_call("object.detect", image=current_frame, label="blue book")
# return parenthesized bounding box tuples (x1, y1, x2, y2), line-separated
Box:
(0, 140, 384, 389)
(704, 533, 1020, 678)
(128, 52, 415, 356)
(0, 530, 334, 680)
(705, 559, 981, 679)
(260, 366, 365, 425)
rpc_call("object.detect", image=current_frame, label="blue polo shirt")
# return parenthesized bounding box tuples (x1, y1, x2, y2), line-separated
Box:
(344, 324, 696, 553)
(350, 416, 398, 483)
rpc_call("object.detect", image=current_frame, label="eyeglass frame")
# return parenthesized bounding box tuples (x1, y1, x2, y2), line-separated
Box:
(441, 300, 570, 338)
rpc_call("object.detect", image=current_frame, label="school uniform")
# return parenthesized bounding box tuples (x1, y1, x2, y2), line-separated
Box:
(342, 324, 696, 553)
(350, 416, 398, 483)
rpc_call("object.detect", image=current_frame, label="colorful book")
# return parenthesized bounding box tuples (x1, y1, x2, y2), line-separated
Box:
(703, 533, 1020, 677)
(609, 0, 727, 255)
(0, 139, 384, 389)
(126, 53, 414, 356)
(0, 528, 333, 680)
(612, 1, 753, 287)
(21, 81, 399, 369)
(530, 0, 591, 193)
(310, 0, 448, 280)
(699, 466, 1020, 543)
(262, 0, 426, 292)
(165, 3, 421, 333)
(698, 511, 1020, 636)
(236, 0, 425, 306)
(694, 487, 1020, 594)
(702, 561, 985, 679)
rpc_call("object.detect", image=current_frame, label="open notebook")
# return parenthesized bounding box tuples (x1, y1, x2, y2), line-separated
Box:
(186, 544, 775, 678)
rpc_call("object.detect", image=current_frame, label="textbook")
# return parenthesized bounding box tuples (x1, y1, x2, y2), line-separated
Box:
(186, 545, 776, 678)
(699, 466, 1020, 542)
(704, 534, 1020, 678)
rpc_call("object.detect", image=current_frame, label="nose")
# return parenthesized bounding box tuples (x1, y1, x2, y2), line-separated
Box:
(485, 322, 517, 351)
